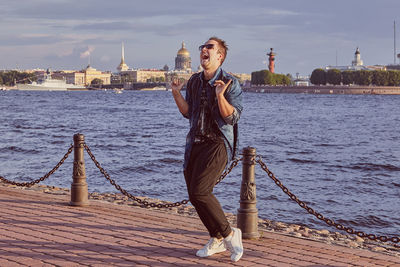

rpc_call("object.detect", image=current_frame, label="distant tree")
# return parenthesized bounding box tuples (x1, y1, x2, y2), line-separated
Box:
(286, 73, 294, 85)
(266, 70, 276, 85)
(2, 71, 17, 85)
(251, 71, 262, 85)
(372, 70, 388, 86)
(0, 71, 36, 85)
(251, 70, 264, 85)
(310, 68, 326, 85)
(162, 64, 169, 71)
(354, 70, 372, 86)
(387, 70, 400, 86)
(326, 69, 341, 85)
(251, 70, 292, 85)
(274, 73, 283, 85)
(342, 71, 354, 85)
(274, 73, 291, 85)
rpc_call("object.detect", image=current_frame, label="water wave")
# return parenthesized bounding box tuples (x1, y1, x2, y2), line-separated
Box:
(392, 182, 400, 187)
(0, 146, 40, 154)
(287, 158, 324, 164)
(336, 215, 392, 229)
(314, 143, 343, 147)
(348, 163, 400, 172)
(159, 158, 182, 164)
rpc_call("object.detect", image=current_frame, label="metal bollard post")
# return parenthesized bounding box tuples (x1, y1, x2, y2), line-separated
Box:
(70, 133, 89, 206)
(237, 147, 260, 239)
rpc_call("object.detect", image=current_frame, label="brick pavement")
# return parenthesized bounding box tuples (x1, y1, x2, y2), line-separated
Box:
(0, 186, 399, 266)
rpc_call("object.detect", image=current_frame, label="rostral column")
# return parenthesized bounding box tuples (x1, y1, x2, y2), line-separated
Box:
(267, 48, 276, 73)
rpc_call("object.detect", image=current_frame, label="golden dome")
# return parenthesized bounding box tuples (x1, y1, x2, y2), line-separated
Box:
(177, 41, 190, 57)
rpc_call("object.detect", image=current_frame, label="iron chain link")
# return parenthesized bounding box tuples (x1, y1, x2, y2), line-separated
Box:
(0, 144, 73, 187)
(4, 139, 396, 248)
(84, 143, 241, 209)
(255, 155, 400, 247)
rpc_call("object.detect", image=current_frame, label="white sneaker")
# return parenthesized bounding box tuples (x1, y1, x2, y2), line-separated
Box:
(224, 227, 243, 262)
(196, 237, 226, 257)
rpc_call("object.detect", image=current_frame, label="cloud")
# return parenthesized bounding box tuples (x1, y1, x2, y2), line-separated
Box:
(80, 46, 95, 59)
(0, 0, 399, 74)
(74, 22, 134, 31)
(0, 34, 67, 47)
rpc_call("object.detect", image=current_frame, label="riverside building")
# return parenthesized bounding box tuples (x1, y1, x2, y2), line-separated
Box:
(174, 41, 192, 71)
(325, 47, 385, 71)
(52, 65, 111, 86)
(165, 41, 194, 86)
(117, 42, 167, 83)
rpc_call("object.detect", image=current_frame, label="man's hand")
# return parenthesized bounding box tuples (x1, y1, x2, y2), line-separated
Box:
(214, 79, 232, 96)
(171, 77, 189, 116)
(214, 79, 234, 118)
(171, 78, 185, 92)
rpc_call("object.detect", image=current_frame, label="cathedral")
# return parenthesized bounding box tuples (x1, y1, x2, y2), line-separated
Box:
(174, 42, 192, 71)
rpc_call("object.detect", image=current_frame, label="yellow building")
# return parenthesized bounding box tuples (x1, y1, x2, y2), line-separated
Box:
(57, 65, 111, 86)
(121, 69, 166, 83)
(84, 65, 111, 85)
(61, 72, 85, 86)
(165, 70, 194, 87)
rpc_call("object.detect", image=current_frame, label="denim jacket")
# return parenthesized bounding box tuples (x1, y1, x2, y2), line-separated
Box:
(182, 67, 243, 170)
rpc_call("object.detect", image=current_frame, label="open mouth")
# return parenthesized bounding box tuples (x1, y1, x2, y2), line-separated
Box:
(201, 53, 209, 61)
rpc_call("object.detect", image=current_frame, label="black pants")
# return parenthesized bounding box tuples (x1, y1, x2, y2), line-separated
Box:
(184, 141, 232, 239)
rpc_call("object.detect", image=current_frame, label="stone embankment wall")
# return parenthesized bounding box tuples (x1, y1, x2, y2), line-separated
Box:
(244, 85, 400, 95)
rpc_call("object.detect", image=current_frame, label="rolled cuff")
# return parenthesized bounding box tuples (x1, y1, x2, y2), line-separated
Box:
(223, 108, 238, 125)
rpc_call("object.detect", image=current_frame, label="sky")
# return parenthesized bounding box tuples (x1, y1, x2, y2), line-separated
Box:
(0, 0, 399, 76)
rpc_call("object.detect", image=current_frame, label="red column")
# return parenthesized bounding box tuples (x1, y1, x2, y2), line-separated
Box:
(267, 48, 276, 73)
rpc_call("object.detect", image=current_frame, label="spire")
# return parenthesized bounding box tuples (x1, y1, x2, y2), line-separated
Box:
(117, 42, 129, 72)
(121, 42, 125, 63)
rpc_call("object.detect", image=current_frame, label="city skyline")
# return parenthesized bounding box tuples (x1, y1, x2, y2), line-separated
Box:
(0, 0, 399, 76)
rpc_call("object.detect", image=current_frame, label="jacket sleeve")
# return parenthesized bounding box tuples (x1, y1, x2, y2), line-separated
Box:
(223, 77, 243, 125)
(182, 76, 193, 119)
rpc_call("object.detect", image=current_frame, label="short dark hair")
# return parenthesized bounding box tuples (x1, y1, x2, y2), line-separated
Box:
(208, 36, 228, 65)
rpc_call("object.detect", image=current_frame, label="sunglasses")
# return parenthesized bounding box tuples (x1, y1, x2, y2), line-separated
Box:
(198, 44, 215, 50)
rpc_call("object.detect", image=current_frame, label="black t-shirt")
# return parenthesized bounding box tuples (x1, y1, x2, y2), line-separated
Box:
(194, 81, 223, 142)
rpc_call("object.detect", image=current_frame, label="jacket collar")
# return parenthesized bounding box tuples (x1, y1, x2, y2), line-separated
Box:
(200, 67, 222, 85)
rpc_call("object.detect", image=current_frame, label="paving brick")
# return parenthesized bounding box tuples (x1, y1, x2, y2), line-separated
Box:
(1, 185, 399, 267)
(0, 258, 21, 267)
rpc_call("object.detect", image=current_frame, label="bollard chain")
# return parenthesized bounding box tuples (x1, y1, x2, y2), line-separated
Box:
(83, 143, 241, 209)
(216, 157, 242, 185)
(256, 155, 400, 247)
(83, 143, 188, 208)
(0, 144, 74, 187)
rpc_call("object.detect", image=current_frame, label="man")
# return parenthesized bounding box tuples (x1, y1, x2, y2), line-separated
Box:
(171, 37, 243, 262)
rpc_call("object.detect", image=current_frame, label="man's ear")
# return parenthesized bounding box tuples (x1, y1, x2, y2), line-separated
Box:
(217, 52, 223, 63)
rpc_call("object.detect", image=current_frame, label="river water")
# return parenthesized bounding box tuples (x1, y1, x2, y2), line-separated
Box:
(0, 90, 399, 237)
